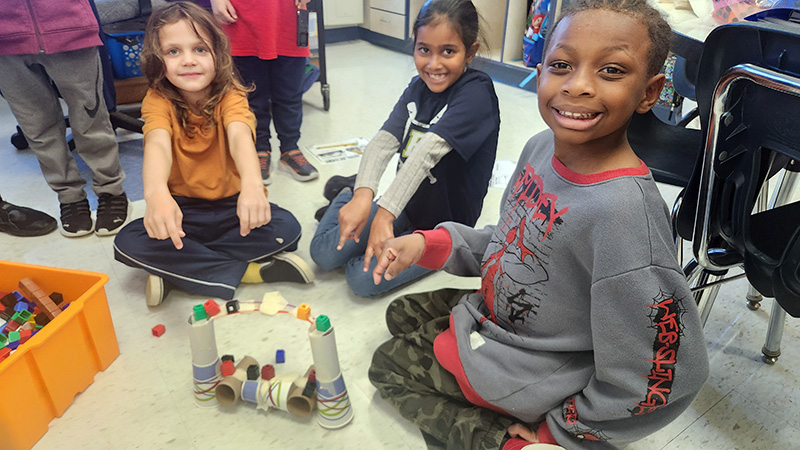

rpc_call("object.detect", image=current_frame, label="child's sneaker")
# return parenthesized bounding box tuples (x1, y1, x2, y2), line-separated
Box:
(323, 174, 357, 201)
(95, 192, 130, 236)
(259, 252, 315, 284)
(59, 199, 93, 237)
(0, 197, 57, 237)
(279, 149, 319, 182)
(145, 274, 171, 307)
(258, 151, 272, 185)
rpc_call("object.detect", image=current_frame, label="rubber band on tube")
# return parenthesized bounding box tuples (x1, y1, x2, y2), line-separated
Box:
(308, 317, 353, 428)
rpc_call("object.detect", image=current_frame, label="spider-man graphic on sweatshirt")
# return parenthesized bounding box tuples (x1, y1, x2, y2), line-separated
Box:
(416, 130, 709, 449)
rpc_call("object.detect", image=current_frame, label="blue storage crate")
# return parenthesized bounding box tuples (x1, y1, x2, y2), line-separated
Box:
(106, 32, 145, 79)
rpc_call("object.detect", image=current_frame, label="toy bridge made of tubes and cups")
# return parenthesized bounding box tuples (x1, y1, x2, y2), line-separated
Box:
(188, 293, 354, 429)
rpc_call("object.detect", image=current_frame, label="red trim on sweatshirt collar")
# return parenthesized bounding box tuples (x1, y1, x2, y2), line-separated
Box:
(551, 155, 649, 185)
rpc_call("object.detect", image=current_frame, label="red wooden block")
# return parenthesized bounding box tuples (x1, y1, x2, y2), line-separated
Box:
(18, 329, 33, 344)
(203, 299, 221, 317)
(221, 360, 235, 377)
(151, 324, 166, 337)
(261, 364, 275, 380)
(18, 278, 60, 320)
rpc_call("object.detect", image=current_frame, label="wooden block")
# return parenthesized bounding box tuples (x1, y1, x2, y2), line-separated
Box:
(18, 278, 60, 320)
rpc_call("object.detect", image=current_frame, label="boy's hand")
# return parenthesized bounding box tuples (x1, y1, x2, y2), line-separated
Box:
(372, 233, 425, 285)
(337, 188, 373, 250)
(210, 0, 237, 24)
(296, 0, 310, 9)
(363, 207, 395, 271)
(507, 423, 539, 443)
(144, 192, 185, 250)
(237, 184, 270, 237)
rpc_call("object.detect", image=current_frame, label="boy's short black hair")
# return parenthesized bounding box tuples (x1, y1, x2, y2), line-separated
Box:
(545, 0, 672, 76)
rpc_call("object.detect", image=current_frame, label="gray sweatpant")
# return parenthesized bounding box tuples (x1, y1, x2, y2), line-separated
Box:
(0, 47, 125, 204)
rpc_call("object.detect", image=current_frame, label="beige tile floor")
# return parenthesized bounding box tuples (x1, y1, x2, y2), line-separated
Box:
(1, 40, 799, 450)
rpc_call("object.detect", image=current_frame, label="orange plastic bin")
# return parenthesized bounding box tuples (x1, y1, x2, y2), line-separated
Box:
(0, 261, 119, 450)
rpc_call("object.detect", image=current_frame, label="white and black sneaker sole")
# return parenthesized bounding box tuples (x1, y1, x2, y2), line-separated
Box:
(260, 252, 315, 284)
(96, 202, 133, 237)
(279, 161, 319, 182)
(59, 222, 94, 238)
(145, 274, 166, 307)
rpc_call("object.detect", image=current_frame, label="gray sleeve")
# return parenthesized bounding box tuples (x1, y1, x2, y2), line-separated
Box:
(377, 133, 452, 218)
(436, 222, 496, 277)
(354, 130, 400, 196)
(546, 266, 709, 447)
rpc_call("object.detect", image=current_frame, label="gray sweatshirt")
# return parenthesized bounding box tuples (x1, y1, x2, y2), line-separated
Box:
(431, 130, 709, 449)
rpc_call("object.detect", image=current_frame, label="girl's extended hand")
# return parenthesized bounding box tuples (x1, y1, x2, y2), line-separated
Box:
(237, 184, 270, 237)
(337, 188, 373, 250)
(296, 0, 311, 9)
(210, 0, 237, 24)
(144, 191, 185, 250)
(363, 207, 395, 271)
(372, 233, 425, 285)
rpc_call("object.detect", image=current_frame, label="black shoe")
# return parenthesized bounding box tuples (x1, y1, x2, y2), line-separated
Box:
(259, 252, 315, 284)
(0, 198, 57, 237)
(96, 192, 130, 236)
(323, 174, 357, 201)
(314, 204, 329, 222)
(59, 199, 93, 237)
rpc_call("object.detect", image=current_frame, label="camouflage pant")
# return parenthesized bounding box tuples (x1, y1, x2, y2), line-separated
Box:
(368, 288, 516, 450)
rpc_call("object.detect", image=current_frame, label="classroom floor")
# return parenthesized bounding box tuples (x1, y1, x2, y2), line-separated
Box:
(2, 40, 799, 450)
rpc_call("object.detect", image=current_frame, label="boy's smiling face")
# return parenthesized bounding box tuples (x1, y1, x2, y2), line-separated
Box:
(536, 9, 664, 156)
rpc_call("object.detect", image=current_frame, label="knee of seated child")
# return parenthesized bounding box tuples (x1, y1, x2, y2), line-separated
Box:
(345, 261, 385, 298)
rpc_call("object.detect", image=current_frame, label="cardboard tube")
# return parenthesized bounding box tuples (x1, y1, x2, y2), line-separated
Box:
(190, 317, 220, 407)
(308, 321, 340, 381)
(215, 355, 258, 406)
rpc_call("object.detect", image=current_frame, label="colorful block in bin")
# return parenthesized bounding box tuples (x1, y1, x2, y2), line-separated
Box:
(225, 300, 240, 314)
(0, 261, 119, 450)
(18, 329, 32, 344)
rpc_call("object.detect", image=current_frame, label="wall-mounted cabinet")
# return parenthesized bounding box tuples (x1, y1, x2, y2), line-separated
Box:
(324, 0, 365, 27)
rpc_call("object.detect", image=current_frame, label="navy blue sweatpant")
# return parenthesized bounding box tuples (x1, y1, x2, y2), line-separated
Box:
(114, 195, 301, 300)
(234, 55, 306, 154)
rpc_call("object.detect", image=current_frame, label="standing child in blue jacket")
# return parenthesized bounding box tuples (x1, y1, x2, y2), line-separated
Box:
(310, 0, 500, 298)
(368, 0, 710, 448)
(0, 0, 129, 237)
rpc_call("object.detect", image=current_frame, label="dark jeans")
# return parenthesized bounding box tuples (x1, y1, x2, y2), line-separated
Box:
(234, 55, 306, 154)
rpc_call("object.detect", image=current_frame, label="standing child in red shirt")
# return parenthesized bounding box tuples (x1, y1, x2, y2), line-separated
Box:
(211, 0, 319, 184)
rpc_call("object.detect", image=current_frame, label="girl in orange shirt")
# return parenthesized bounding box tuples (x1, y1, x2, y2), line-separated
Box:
(114, 2, 313, 306)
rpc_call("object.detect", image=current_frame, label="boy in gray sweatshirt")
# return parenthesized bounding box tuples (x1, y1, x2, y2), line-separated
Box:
(367, 0, 709, 448)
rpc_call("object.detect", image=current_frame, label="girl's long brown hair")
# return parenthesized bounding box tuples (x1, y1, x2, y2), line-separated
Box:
(140, 1, 252, 134)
